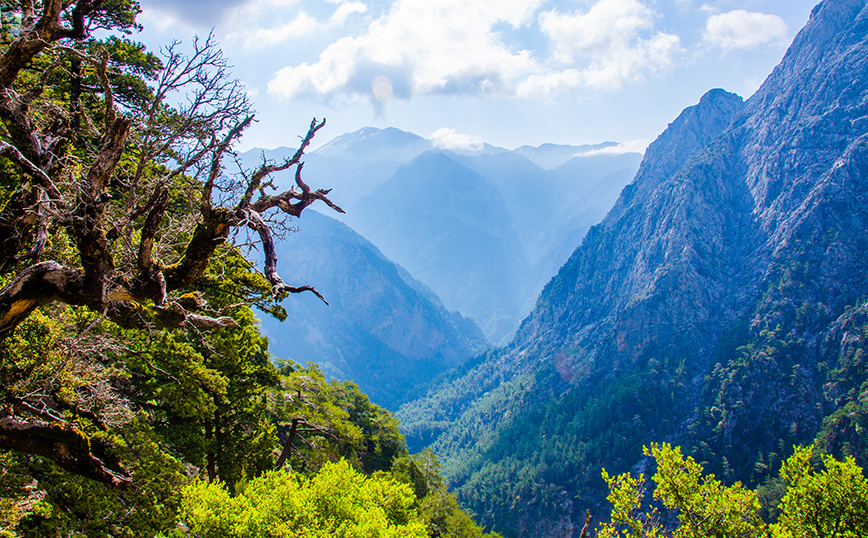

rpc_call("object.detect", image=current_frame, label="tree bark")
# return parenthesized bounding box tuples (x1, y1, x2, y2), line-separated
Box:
(0, 415, 129, 487)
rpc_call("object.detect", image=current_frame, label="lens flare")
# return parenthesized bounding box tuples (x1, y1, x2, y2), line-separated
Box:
(372, 75, 393, 103)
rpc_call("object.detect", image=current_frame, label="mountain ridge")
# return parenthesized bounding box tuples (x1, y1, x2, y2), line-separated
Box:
(397, 1, 868, 535)
(258, 209, 488, 410)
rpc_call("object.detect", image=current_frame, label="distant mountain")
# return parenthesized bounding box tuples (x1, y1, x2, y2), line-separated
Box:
(347, 152, 526, 344)
(448, 150, 642, 318)
(523, 162, 641, 313)
(236, 147, 402, 212)
(512, 142, 619, 169)
(258, 210, 487, 410)
(443, 142, 509, 157)
(398, 0, 868, 535)
(312, 126, 433, 161)
(246, 128, 641, 344)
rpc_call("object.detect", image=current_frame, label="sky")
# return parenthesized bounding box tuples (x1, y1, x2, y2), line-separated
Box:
(133, 0, 820, 153)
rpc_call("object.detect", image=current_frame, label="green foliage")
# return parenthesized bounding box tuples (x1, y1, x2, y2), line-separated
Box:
(14, 422, 188, 538)
(391, 450, 504, 538)
(597, 469, 661, 538)
(400, 352, 688, 536)
(648, 444, 763, 538)
(174, 460, 427, 538)
(0, 5, 492, 537)
(599, 444, 868, 538)
(773, 446, 868, 538)
(270, 361, 406, 474)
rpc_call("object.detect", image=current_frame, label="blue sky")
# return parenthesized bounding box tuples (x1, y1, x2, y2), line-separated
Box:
(135, 0, 819, 152)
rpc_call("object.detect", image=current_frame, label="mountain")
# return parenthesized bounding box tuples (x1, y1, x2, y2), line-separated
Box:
(512, 142, 619, 169)
(312, 126, 433, 161)
(523, 161, 641, 313)
(397, 0, 868, 535)
(237, 145, 403, 211)
(257, 210, 487, 410)
(245, 127, 641, 344)
(447, 150, 643, 316)
(347, 152, 527, 344)
(344, 148, 641, 345)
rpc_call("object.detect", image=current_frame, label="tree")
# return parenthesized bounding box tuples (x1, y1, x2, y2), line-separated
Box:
(0, 0, 342, 488)
(772, 445, 868, 538)
(174, 459, 428, 538)
(598, 443, 868, 538)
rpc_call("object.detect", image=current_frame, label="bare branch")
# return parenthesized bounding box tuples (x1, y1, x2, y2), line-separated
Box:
(201, 115, 254, 210)
(243, 208, 329, 305)
(0, 140, 61, 199)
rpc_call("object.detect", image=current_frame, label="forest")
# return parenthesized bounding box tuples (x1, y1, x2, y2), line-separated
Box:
(0, 1, 500, 536)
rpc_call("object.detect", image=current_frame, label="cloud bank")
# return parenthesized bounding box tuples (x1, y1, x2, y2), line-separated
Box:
(704, 10, 788, 51)
(431, 128, 485, 152)
(266, 0, 682, 104)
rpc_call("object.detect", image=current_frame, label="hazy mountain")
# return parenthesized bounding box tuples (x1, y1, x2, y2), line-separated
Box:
(347, 152, 527, 344)
(447, 150, 642, 319)
(258, 210, 487, 410)
(312, 126, 433, 161)
(237, 146, 403, 211)
(245, 127, 641, 345)
(512, 141, 620, 169)
(522, 163, 641, 313)
(398, 1, 868, 535)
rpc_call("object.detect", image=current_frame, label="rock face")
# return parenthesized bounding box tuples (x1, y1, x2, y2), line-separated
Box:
(258, 210, 487, 410)
(397, 0, 868, 535)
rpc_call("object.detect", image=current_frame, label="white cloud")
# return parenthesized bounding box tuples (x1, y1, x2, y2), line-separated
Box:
(538, 0, 682, 90)
(576, 138, 650, 156)
(703, 10, 788, 51)
(431, 127, 483, 151)
(224, 0, 367, 50)
(267, 0, 683, 103)
(268, 0, 543, 101)
(242, 12, 321, 48)
(138, 6, 197, 34)
(139, 0, 244, 28)
(330, 2, 368, 25)
(431, 128, 484, 152)
(516, 69, 582, 97)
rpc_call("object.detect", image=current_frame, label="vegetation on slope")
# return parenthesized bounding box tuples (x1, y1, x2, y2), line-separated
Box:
(0, 2, 498, 537)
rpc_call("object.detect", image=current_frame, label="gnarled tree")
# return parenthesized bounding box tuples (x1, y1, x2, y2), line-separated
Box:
(0, 0, 341, 488)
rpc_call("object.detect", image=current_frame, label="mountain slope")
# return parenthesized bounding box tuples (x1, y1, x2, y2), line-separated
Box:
(348, 152, 528, 344)
(345, 148, 641, 344)
(243, 128, 641, 344)
(258, 210, 487, 410)
(398, 0, 868, 535)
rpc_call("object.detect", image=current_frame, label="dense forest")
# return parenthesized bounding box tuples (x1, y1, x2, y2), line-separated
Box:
(0, 1, 500, 536)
